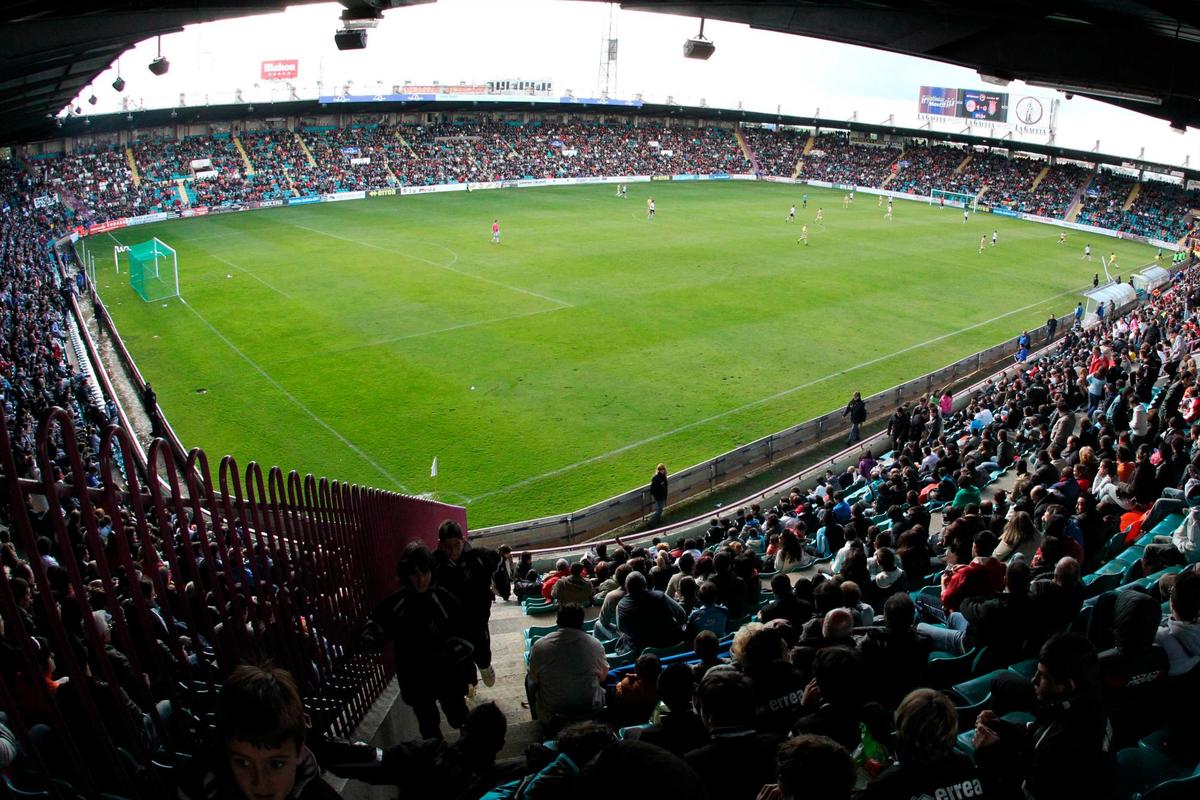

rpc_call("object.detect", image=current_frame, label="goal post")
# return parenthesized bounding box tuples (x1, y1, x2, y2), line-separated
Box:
(124, 238, 179, 302)
(930, 188, 978, 212)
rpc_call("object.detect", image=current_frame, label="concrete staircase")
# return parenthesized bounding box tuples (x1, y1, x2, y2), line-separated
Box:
(802, 132, 816, 156)
(1065, 172, 1094, 222)
(295, 132, 318, 167)
(233, 136, 255, 175)
(733, 126, 760, 173)
(955, 153, 972, 174)
(1122, 181, 1141, 212)
(396, 133, 419, 159)
(174, 179, 189, 207)
(125, 147, 141, 187)
(881, 150, 905, 189)
(281, 166, 299, 196)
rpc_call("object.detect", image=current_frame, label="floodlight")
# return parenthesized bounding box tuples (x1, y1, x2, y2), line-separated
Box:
(87, 94, 97, 105)
(148, 36, 168, 75)
(684, 18, 714, 60)
(335, 28, 368, 50)
(112, 76, 125, 92)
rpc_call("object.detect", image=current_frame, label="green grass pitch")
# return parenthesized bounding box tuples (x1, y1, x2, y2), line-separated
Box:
(90, 182, 1155, 526)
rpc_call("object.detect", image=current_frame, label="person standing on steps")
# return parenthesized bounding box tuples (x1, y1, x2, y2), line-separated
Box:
(844, 391, 867, 444)
(433, 520, 501, 689)
(361, 542, 475, 740)
(650, 463, 669, 526)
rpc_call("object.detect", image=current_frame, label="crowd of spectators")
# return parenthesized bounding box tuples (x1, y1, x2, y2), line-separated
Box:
(740, 127, 807, 177)
(8, 112, 1200, 797)
(890, 143, 975, 197)
(1078, 169, 1140, 231)
(1125, 179, 1200, 243)
(31, 120, 1196, 244)
(796, 132, 901, 187)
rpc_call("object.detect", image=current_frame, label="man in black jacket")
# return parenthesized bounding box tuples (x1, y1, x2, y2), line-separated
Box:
(616, 571, 686, 652)
(650, 463, 669, 526)
(685, 669, 780, 800)
(362, 542, 475, 739)
(844, 391, 867, 444)
(974, 633, 1112, 800)
(432, 520, 500, 687)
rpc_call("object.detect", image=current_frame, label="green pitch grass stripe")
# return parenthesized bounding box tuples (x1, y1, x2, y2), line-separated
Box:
(273, 217, 574, 309)
(177, 297, 412, 493)
(464, 281, 1087, 505)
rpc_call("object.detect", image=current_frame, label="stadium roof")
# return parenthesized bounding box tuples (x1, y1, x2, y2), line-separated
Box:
(0, 1, 431, 144)
(3, 1, 1199, 144)
(624, 1, 1200, 128)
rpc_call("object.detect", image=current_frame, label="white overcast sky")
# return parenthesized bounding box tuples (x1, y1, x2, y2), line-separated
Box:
(72, 0, 1200, 171)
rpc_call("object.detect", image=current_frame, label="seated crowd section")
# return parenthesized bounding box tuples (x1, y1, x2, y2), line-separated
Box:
(4, 115, 1200, 798)
(33, 118, 1200, 245)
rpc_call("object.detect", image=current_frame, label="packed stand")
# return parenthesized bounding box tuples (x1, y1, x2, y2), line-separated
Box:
(965, 154, 1044, 209)
(890, 144, 976, 197)
(740, 127, 807, 177)
(299, 126, 398, 192)
(1124, 179, 1200, 243)
(1077, 169, 1139, 231)
(796, 133, 901, 187)
(34, 119, 1196, 247)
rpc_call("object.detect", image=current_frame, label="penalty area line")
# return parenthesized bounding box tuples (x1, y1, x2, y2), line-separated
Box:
(177, 297, 413, 494)
(464, 284, 1087, 505)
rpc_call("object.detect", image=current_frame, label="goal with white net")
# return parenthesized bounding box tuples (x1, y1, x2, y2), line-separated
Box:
(115, 238, 179, 302)
(929, 188, 978, 212)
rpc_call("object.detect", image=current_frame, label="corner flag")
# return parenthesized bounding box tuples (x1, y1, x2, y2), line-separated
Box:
(431, 456, 439, 478)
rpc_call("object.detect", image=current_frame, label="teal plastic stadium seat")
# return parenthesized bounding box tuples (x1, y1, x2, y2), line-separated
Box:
(1136, 765, 1200, 800)
(1112, 747, 1182, 800)
(1083, 571, 1123, 597)
(925, 647, 978, 688)
(1094, 559, 1131, 576)
(525, 625, 557, 643)
(952, 669, 1009, 707)
(1139, 725, 1200, 775)
(1115, 546, 1147, 565)
(643, 643, 689, 659)
(1007, 659, 1038, 680)
(1149, 514, 1185, 537)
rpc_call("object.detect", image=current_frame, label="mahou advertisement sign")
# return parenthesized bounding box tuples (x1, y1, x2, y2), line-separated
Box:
(261, 59, 298, 80)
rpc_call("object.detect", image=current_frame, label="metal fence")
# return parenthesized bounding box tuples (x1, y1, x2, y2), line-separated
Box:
(0, 403, 463, 798)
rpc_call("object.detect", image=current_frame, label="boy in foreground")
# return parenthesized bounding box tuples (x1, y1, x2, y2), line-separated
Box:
(183, 664, 339, 800)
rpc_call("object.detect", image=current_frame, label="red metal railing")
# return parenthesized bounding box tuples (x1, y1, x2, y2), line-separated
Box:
(0, 404, 464, 798)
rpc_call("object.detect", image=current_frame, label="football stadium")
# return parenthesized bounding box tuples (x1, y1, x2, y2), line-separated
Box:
(2, 2, 1200, 799)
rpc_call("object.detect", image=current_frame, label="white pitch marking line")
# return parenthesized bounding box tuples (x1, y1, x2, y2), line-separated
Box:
(274, 217, 573, 309)
(178, 297, 413, 494)
(209, 252, 294, 299)
(464, 284, 1087, 504)
(269, 305, 571, 365)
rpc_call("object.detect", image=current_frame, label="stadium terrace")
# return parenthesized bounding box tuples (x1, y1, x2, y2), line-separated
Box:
(3, 104, 1200, 800)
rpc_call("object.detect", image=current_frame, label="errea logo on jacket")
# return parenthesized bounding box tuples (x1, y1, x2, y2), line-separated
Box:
(912, 778, 985, 800)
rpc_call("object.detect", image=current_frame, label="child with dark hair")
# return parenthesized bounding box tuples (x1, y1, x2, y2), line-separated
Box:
(686, 581, 729, 637)
(183, 663, 338, 800)
(615, 654, 662, 719)
(632, 663, 708, 755)
(691, 630, 729, 680)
